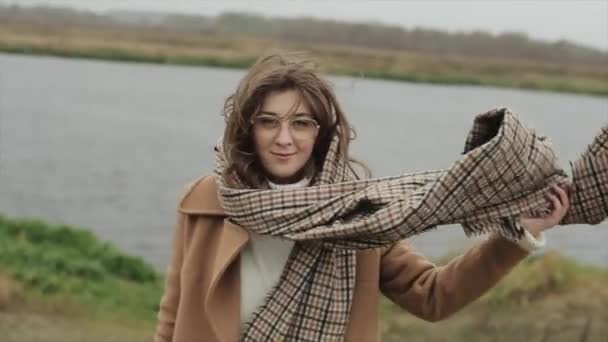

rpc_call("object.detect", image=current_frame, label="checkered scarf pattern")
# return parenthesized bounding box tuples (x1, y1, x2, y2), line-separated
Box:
(214, 107, 607, 341)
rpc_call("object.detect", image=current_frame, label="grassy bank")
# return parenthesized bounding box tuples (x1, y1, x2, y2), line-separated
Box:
(381, 252, 608, 342)
(0, 215, 162, 341)
(1, 214, 607, 341)
(1, 23, 607, 96)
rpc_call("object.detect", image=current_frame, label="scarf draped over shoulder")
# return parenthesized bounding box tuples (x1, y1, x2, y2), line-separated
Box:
(213, 107, 607, 341)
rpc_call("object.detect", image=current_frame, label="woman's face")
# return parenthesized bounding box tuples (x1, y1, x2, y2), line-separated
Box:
(252, 89, 318, 184)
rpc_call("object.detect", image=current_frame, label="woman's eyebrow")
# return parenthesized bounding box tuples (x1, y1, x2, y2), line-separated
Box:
(258, 111, 280, 116)
(259, 111, 312, 117)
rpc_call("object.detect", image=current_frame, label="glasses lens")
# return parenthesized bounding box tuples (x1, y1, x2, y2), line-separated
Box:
(290, 118, 318, 139)
(253, 116, 280, 130)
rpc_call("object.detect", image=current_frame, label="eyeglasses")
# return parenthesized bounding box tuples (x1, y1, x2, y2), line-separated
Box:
(251, 113, 320, 140)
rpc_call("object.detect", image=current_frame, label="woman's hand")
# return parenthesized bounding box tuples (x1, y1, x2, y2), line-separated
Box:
(520, 184, 570, 238)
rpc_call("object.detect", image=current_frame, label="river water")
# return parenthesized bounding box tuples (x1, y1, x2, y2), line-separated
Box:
(0, 53, 606, 270)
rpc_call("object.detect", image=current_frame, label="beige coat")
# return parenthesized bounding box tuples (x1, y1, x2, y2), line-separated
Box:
(153, 175, 529, 342)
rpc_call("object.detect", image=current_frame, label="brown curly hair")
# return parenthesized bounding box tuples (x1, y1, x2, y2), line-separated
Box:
(221, 52, 370, 188)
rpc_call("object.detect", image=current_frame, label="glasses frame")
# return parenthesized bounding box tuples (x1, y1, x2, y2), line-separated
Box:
(250, 113, 320, 140)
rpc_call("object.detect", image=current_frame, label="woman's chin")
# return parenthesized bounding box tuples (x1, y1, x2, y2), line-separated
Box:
(267, 168, 305, 184)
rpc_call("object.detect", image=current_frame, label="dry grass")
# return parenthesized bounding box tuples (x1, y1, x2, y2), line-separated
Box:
(0, 270, 25, 311)
(0, 311, 154, 342)
(380, 251, 608, 342)
(0, 268, 152, 342)
(380, 284, 608, 342)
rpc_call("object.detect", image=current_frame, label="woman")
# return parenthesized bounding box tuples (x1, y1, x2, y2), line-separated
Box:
(154, 53, 570, 342)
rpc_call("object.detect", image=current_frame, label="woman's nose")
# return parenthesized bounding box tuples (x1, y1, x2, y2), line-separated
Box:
(274, 122, 294, 145)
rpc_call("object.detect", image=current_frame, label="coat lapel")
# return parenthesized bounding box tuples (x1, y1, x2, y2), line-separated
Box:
(204, 218, 249, 342)
(178, 175, 251, 341)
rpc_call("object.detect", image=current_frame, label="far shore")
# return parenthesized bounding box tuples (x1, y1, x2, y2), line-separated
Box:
(1, 22, 607, 97)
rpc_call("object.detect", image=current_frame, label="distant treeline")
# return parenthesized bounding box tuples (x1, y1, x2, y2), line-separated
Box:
(0, 4, 606, 68)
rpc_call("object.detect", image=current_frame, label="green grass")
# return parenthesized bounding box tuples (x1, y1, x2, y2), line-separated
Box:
(333, 68, 608, 96)
(0, 215, 163, 324)
(0, 41, 256, 69)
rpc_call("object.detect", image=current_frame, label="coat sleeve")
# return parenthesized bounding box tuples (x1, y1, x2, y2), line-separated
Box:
(379, 234, 528, 322)
(153, 212, 186, 342)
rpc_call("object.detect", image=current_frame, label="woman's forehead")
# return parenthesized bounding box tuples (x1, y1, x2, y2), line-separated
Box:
(260, 89, 312, 117)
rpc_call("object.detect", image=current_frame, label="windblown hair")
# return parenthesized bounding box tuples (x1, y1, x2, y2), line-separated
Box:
(221, 52, 370, 188)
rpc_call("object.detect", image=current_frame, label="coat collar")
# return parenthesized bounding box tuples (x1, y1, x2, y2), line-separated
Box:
(180, 173, 313, 215)
(178, 174, 226, 216)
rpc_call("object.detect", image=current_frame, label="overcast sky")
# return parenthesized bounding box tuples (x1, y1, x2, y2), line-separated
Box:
(4, 0, 607, 51)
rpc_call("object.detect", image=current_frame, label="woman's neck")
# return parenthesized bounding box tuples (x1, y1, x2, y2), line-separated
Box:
(268, 175, 311, 189)
(267, 163, 315, 189)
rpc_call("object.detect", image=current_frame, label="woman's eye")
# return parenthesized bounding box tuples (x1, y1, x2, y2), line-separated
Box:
(292, 119, 314, 128)
(258, 117, 278, 126)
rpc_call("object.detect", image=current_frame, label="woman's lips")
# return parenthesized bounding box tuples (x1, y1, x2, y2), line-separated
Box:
(272, 152, 295, 160)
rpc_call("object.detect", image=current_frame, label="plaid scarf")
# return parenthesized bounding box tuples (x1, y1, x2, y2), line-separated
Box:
(215, 108, 607, 341)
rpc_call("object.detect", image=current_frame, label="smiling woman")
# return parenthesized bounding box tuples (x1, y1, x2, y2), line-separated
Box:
(219, 53, 370, 189)
(250, 90, 320, 184)
(153, 52, 575, 342)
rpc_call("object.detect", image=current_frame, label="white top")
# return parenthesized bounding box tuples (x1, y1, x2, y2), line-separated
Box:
(238, 176, 545, 327)
(516, 227, 546, 252)
(240, 176, 310, 327)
